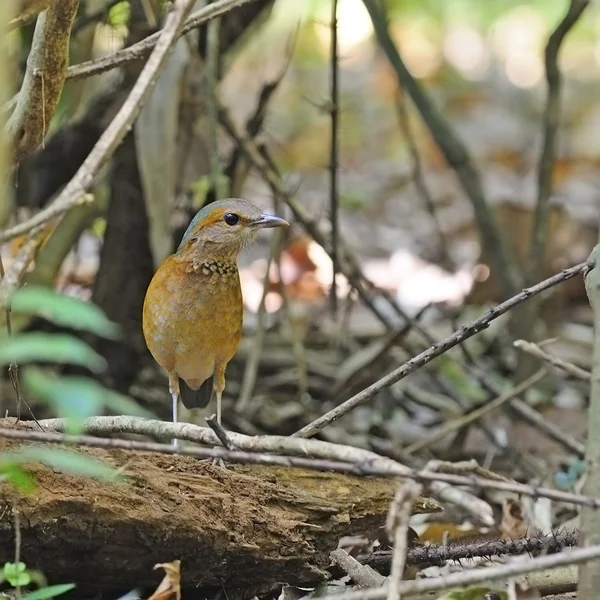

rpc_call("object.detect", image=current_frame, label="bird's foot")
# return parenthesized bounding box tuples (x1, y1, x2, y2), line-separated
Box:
(202, 446, 227, 469)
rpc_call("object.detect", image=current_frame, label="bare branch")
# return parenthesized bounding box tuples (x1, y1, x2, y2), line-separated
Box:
(0, 0, 197, 306)
(329, 0, 339, 313)
(527, 0, 590, 282)
(65, 0, 262, 81)
(7, 0, 80, 163)
(386, 481, 422, 600)
(294, 260, 592, 439)
(580, 243, 600, 597)
(12, 419, 600, 510)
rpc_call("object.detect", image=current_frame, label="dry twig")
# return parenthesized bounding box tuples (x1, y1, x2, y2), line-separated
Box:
(330, 549, 386, 588)
(386, 481, 422, 600)
(514, 339, 591, 381)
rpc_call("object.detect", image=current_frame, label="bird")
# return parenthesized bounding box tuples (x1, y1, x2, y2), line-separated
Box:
(142, 198, 289, 448)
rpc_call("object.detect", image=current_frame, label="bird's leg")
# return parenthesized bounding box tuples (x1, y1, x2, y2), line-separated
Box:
(216, 390, 222, 426)
(210, 368, 227, 468)
(168, 375, 180, 451)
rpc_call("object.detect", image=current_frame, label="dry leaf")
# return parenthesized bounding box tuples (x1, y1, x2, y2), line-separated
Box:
(147, 560, 181, 600)
(499, 498, 530, 540)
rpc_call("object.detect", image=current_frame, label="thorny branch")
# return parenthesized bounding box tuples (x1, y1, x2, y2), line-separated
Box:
(359, 531, 579, 570)
(7, 0, 80, 163)
(8, 420, 600, 510)
(294, 260, 592, 438)
(0, 0, 197, 307)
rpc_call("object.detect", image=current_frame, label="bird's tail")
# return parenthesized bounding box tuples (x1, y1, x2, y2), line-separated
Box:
(179, 376, 214, 409)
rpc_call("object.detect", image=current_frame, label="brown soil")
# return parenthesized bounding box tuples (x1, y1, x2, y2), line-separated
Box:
(0, 420, 440, 598)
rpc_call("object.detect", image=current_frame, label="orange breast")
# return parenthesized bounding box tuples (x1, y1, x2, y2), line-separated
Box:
(142, 255, 243, 384)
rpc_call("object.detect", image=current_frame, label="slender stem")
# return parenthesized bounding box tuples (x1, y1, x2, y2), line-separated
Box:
(329, 0, 339, 315)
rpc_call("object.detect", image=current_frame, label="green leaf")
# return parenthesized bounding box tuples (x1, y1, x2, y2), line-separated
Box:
(3, 562, 31, 587)
(0, 447, 122, 483)
(8, 286, 120, 340)
(23, 368, 154, 431)
(0, 462, 37, 493)
(23, 584, 76, 600)
(0, 333, 107, 372)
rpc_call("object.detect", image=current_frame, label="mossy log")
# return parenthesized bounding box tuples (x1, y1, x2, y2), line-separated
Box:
(0, 428, 440, 598)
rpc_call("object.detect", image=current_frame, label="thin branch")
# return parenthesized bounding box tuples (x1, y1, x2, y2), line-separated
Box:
(314, 544, 600, 600)
(7, 0, 80, 163)
(580, 244, 600, 596)
(11, 419, 600, 510)
(0, 0, 197, 304)
(386, 481, 422, 600)
(527, 0, 589, 283)
(514, 339, 591, 381)
(329, 0, 339, 315)
(395, 90, 450, 267)
(206, 16, 226, 199)
(362, 0, 522, 299)
(294, 260, 592, 439)
(64, 0, 261, 82)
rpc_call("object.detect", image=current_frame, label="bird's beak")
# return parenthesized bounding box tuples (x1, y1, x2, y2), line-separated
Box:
(250, 214, 289, 229)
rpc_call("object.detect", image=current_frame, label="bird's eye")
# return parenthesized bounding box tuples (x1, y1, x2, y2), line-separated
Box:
(224, 213, 240, 226)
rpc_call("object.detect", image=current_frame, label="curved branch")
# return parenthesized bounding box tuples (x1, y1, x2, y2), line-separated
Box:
(6, 0, 79, 163)
(527, 0, 589, 280)
(362, 0, 522, 298)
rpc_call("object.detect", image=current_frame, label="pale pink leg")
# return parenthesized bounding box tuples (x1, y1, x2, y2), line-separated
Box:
(168, 374, 180, 450)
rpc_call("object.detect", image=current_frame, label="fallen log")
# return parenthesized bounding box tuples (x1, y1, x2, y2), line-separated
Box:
(0, 427, 440, 598)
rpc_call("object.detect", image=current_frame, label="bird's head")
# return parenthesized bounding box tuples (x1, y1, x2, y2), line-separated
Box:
(176, 198, 289, 260)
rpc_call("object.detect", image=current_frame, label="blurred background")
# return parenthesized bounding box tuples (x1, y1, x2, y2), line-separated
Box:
(2, 0, 599, 520)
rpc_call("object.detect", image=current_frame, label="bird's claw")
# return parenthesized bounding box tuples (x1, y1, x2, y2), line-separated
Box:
(202, 445, 227, 469)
